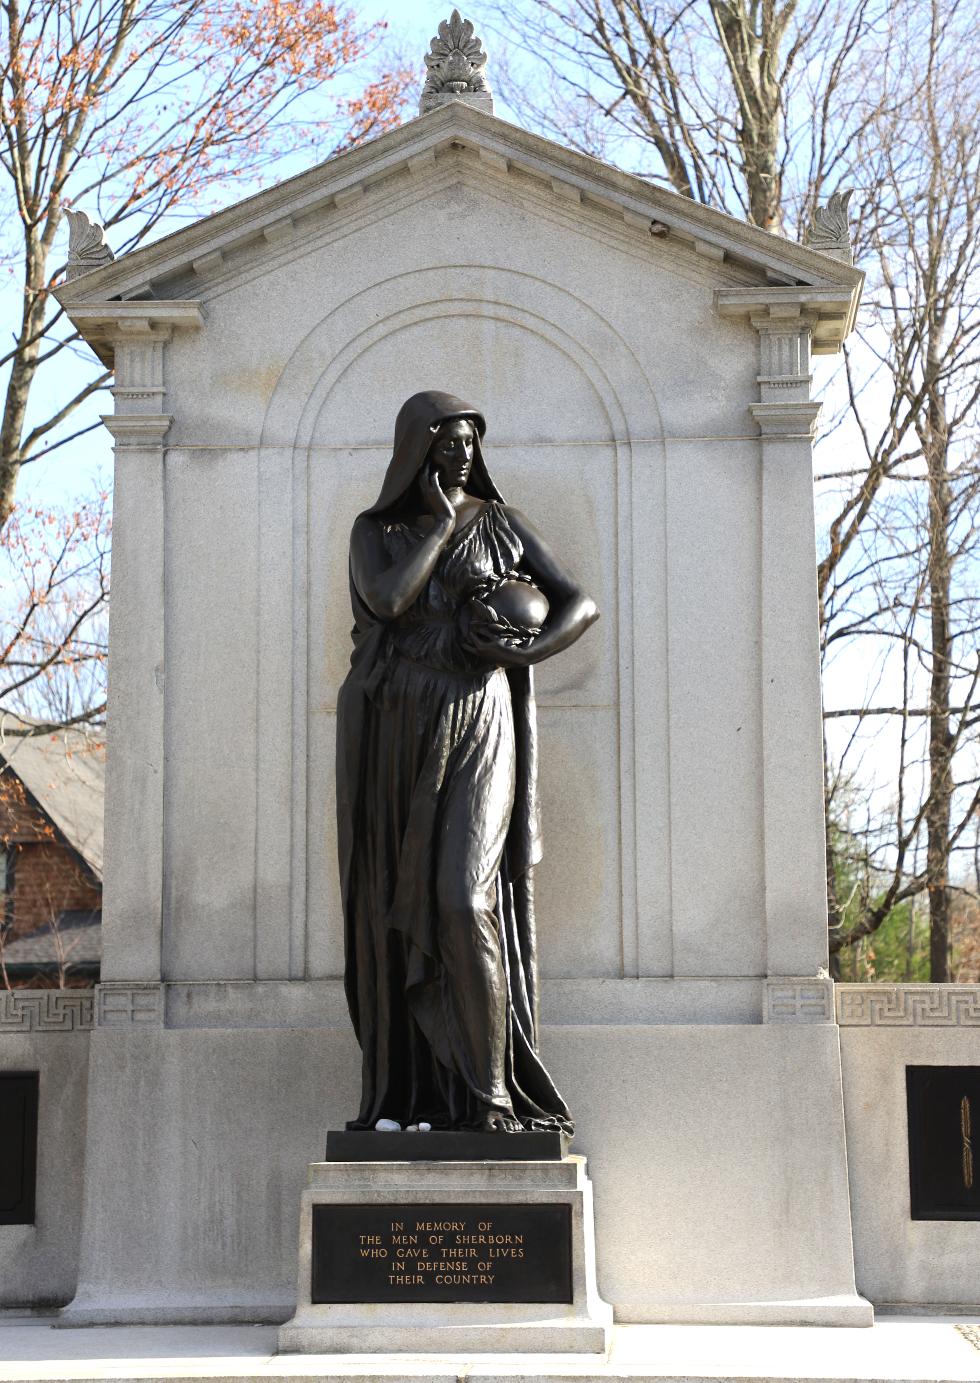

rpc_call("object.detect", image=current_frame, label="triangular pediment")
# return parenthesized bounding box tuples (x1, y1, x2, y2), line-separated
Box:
(56, 101, 862, 354)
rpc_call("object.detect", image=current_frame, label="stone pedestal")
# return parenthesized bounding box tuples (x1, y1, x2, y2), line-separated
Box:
(277, 1154, 612, 1354)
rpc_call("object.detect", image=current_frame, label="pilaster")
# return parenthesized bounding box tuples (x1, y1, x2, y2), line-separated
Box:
(68, 303, 203, 981)
(718, 293, 830, 977)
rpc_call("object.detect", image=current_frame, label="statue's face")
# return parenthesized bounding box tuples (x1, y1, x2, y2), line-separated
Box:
(430, 418, 475, 489)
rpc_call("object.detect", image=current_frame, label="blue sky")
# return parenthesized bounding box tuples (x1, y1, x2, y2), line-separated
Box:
(362, 1, 446, 48)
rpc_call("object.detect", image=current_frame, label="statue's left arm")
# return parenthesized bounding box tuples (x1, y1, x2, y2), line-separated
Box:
(470, 505, 599, 667)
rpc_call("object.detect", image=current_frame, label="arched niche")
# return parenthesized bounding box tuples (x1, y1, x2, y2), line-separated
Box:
(256, 267, 668, 986)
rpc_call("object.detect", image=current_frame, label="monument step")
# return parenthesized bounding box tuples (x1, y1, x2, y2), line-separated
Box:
(2, 1318, 980, 1382)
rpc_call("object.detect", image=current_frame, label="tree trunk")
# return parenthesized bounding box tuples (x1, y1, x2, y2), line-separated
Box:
(924, 361, 953, 982)
(824, 725, 843, 979)
(0, 236, 48, 525)
(707, 0, 789, 232)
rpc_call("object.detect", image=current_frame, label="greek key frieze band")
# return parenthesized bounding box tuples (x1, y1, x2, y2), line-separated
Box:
(836, 984, 980, 1026)
(0, 990, 95, 1032)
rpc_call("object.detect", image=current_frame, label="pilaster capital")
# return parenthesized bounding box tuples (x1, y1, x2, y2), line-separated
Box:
(60, 301, 204, 368)
(717, 288, 845, 440)
(749, 401, 822, 440)
(101, 413, 174, 448)
(715, 286, 857, 357)
(63, 302, 201, 435)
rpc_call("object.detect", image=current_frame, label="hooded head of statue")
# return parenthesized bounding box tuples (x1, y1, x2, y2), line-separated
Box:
(365, 390, 505, 517)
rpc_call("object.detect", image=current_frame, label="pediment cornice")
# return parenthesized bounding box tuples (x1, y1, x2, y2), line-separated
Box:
(55, 102, 863, 354)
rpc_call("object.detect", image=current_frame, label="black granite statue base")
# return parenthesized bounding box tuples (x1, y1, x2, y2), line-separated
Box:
(325, 1129, 569, 1162)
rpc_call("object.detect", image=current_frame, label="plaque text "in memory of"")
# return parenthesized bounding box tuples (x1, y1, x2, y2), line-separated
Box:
(311, 1202, 573, 1303)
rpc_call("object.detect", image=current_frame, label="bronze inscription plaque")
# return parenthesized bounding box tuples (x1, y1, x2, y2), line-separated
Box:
(311, 1202, 573, 1303)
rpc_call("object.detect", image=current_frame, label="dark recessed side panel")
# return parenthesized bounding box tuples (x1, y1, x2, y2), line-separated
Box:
(906, 1065, 980, 1221)
(0, 1072, 39, 1225)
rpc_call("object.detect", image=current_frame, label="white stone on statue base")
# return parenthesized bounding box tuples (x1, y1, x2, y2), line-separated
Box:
(277, 1155, 611, 1354)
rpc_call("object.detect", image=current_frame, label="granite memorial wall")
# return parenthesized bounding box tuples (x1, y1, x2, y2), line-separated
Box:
(0, 15, 922, 1330)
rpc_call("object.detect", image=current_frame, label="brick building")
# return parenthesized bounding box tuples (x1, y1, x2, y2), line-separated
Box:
(0, 724, 103, 987)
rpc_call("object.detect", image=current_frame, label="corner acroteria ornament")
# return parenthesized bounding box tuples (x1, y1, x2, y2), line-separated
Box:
(804, 189, 854, 264)
(64, 209, 114, 280)
(419, 9, 493, 115)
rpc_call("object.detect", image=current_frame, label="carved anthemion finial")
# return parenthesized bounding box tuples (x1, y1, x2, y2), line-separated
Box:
(419, 9, 493, 116)
(804, 190, 853, 265)
(64, 208, 115, 280)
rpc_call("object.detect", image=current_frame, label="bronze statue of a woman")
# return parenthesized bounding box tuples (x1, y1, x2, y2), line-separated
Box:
(337, 391, 598, 1135)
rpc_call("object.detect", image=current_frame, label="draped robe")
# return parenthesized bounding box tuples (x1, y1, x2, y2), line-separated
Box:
(336, 391, 572, 1133)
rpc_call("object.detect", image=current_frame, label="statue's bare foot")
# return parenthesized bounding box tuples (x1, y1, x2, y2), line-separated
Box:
(475, 1109, 523, 1133)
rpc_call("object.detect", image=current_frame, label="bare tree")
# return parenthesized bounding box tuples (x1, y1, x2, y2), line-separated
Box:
(485, 0, 887, 231)
(0, 0, 411, 521)
(0, 488, 110, 731)
(821, 0, 980, 978)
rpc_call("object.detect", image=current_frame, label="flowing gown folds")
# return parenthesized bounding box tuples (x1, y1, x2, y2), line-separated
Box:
(336, 501, 573, 1133)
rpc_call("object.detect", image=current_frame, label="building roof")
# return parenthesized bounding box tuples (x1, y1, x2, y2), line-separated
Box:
(0, 721, 105, 879)
(1, 910, 101, 972)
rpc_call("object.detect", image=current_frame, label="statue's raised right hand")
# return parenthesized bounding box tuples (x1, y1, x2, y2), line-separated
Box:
(419, 464, 456, 528)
